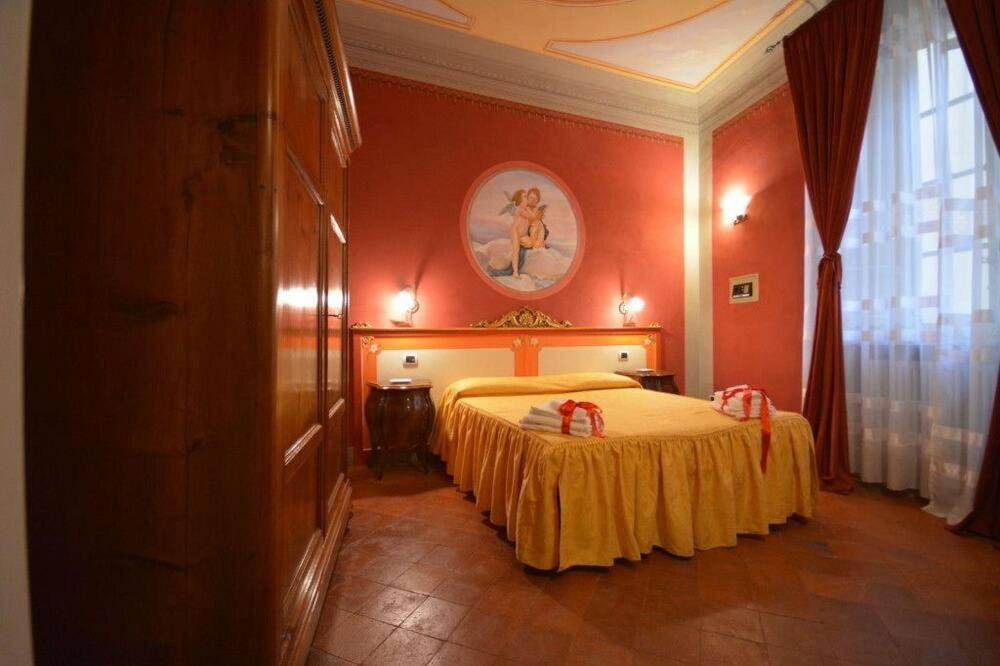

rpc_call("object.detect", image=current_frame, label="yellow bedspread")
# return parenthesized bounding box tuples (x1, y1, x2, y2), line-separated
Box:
(430, 373, 819, 571)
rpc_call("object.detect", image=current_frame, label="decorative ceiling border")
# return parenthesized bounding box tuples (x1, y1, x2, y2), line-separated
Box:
(535, 0, 633, 6)
(339, 0, 821, 136)
(711, 83, 791, 142)
(543, 0, 800, 92)
(352, 68, 685, 146)
(354, 0, 474, 30)
(342, 43, 699, 135)
(698, 48, 789, 131)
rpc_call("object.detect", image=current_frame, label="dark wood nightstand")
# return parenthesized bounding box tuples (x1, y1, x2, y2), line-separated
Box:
(365, 381, 434, 480)
(616, 369, 679, 394)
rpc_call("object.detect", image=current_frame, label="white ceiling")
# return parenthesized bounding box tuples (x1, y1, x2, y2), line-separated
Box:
(335, 0, 827, 134)
(549, 0, 798, 89)
(346, 0, 806, 91)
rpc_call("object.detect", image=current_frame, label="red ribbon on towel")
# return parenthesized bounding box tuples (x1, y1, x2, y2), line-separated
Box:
(558, 400, 605, 438)
(720, 385, 772, 472)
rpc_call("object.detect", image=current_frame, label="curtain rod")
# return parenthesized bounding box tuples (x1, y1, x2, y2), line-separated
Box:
(765, 0, 822, 54)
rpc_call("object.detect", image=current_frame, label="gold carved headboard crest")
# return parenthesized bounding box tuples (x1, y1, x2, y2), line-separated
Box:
(471, 306, 572, 329)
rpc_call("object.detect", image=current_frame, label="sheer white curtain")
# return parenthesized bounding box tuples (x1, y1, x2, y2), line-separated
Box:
(805, 0, 1000, 522)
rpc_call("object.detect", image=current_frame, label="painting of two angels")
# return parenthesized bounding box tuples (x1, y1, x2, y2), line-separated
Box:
(463, 163, 583, 297)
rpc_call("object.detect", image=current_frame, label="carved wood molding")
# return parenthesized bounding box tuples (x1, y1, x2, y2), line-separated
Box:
(359, 335, 381, 353)
(315, 0, 362, 158)
(471, 306, 572, 329)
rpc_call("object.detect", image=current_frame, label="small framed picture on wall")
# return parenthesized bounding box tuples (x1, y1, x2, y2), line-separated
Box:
(729, 273, 759, 304)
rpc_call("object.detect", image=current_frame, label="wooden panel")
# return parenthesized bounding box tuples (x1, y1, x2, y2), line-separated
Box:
(284, 475, 352, 666)
(276, 156, 322, 454)
(276, 0, 327, 651)
(325, 405, 346, 510)
(325, 212, 346, 495)
(277, 2, 356, 664)
(24, 0, 357, 663)
(326, 215, 346, 410)
(280, 435, 322, 604)
(23, 1, 272, 664)
(282, 4, 325, 186)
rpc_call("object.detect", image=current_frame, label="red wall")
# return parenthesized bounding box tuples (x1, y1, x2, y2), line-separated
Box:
(712, 85, 805, 410)
(348, 70, 687, 386)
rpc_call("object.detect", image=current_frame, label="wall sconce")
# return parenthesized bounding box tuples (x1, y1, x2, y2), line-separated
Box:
(391, 287, 419, 326)
(722, 188, 752, 225)
(618, 295, 645, 326)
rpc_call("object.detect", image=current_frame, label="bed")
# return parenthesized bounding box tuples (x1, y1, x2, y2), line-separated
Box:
(430, 372, 819, 571)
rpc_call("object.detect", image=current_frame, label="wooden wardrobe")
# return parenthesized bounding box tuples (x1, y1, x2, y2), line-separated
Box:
(23, 1, 359, 664)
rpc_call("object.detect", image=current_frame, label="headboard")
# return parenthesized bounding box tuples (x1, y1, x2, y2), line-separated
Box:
(348, 307, 663, 459)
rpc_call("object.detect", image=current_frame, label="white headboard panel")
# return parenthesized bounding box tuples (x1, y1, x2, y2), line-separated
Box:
(538, 344, 647, 376)
(376, 347, 514, 406)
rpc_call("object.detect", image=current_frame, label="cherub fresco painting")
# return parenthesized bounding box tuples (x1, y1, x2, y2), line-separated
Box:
(491, 187, 549, 279)
(462, 163, 583, 298)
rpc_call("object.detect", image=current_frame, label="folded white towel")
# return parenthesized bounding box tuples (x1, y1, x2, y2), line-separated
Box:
(520, 413, 593, 431)
(528, 403, 589, 424)
(518, 416, 594, 437)
(709, 389, 776, 417)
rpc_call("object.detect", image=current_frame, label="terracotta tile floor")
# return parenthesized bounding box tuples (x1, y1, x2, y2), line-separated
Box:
(311, 465, 1000, 665)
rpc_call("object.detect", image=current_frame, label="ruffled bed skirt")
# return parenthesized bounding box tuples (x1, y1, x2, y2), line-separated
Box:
(440, 402, 819, 571)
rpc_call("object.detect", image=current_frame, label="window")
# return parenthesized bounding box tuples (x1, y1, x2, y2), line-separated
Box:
(805, 0, 1000, 523)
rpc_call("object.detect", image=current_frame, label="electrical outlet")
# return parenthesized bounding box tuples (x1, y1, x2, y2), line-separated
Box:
(618, 351, 629, 362)
(403, 354, 417, 366)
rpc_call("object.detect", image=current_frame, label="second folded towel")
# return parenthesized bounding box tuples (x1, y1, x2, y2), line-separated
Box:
(519, 415, 596, 437)
(528, 399, 590, 424)
(519, 398, 605, 438)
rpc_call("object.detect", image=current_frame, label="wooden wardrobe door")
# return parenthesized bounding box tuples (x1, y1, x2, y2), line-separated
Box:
(276, 0, 328, 657)
(23, 0, 357, 662)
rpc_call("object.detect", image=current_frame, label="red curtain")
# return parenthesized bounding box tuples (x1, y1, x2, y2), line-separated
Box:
(947, 0, 1000, 539)
(784, 0, 884, 493)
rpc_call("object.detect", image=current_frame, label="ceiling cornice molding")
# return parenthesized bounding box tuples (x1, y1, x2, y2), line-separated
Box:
(337, 0, 822, 138)
(696, 0, 825, 133)
(351, 68, 685, 145)
(698, 53, 790, 133)
(339, 3, 700, 136)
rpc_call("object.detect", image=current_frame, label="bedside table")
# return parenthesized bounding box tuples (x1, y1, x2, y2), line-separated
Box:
(615, 369, 679, 394)
(365, 381, 434, 480)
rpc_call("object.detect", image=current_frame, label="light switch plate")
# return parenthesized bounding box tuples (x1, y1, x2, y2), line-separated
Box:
(729, 273, 759, 304)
